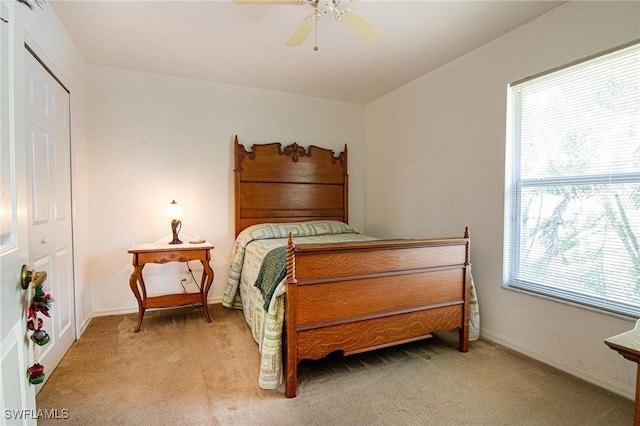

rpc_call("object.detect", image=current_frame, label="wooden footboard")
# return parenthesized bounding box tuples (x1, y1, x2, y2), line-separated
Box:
(284, 228, 471, 398)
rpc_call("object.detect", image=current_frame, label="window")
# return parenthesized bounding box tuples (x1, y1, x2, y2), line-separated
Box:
(505, 40, 640, 317)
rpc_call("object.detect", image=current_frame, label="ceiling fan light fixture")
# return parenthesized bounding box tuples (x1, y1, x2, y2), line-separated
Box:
(316, 0, 334, 15)
(235, 0, 382, 49)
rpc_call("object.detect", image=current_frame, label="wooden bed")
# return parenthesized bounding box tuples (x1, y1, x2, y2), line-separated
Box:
(233, 135, 471, 398)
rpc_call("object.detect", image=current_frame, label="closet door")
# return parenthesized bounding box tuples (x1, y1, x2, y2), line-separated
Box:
(25, 47, 75, 391)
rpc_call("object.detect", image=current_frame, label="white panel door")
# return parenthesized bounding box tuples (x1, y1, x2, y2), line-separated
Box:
(24, 48, 75, 391)
(1, 0, 36, 423)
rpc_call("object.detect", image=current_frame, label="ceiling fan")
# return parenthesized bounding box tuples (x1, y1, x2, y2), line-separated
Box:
(233, 0, 382, 50)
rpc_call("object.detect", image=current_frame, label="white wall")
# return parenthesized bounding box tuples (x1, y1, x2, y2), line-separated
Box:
(22, 3, 92, 336)
(87, 67, 366, 315)
(365, 1, 640, 399)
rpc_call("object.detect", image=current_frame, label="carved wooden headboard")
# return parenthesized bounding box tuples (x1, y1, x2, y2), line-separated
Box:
(234, 135, 348, 236)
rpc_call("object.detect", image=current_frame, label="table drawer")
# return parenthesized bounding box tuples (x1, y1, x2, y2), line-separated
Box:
(137, 249, 206, 264)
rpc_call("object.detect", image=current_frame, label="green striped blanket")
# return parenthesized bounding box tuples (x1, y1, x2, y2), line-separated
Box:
(254, 246, 287, 311)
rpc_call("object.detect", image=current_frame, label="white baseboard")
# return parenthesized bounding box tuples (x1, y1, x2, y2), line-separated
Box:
(77, 312, 92, 337)
(91, 296, 223, 318)
(480, 329, 635, 401)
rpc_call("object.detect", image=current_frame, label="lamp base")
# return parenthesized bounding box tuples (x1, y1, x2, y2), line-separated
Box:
(170, 219, 183, 244)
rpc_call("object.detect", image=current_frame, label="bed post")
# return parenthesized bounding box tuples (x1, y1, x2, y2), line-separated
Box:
(343, 144, 348, 224)
(285, 233, 298, 398)
(233, 136, 242, 237)
(459, 226, 471, 352)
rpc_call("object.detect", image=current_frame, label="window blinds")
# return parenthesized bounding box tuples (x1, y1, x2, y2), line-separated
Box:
(505, 40, 640, 317)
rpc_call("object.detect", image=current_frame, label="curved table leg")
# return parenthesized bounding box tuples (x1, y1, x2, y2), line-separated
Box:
(201, 259, 214, 323)
(129, 264, 146, 332)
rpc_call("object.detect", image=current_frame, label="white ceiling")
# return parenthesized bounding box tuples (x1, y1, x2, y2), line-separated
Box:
(51, 0, 565, 104)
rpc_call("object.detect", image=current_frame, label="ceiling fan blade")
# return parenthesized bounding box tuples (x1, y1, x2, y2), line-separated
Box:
(284, 16, 316, 47)
(338, 10, 382, 42)
(233, 0, 301, 4)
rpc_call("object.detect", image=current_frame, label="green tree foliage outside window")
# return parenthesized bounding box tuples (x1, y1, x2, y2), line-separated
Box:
(505, 41, 640, 317)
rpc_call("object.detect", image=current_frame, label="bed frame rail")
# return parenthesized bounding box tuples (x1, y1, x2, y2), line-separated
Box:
(284, 228, 471, 398)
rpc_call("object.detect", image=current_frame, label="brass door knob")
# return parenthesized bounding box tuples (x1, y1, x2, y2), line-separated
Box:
(20, 265, 47, 290)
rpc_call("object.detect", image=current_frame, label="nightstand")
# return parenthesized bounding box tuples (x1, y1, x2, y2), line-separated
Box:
(128, 241, 214, 332)
(605, 319, 640, 426)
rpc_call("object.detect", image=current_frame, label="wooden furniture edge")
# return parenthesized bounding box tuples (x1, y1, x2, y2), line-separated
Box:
(284, 227, 471, 397)
(604, 319, 640, 426)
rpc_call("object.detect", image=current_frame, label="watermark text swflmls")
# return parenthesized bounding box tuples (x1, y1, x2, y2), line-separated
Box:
(4, 408, 69, 420)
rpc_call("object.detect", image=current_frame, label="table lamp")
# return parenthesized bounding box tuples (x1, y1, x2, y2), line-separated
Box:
(166, 200, 183, 244)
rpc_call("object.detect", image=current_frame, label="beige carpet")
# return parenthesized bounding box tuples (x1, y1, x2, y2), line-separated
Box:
(36, 304, 633, 425)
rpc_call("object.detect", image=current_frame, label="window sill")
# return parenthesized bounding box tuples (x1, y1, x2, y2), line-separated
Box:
(502, 284, 638, 323)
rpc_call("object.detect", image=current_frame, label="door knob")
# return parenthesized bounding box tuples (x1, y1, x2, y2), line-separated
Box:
(20, 265, 47, 290)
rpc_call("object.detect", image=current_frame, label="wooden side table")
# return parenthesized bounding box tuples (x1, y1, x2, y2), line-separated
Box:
(605, 319, 640, 426)
(128, 241, 214, 332)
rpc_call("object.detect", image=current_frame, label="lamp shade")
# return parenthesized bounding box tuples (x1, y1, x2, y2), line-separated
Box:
(166, 200, 182, 220)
